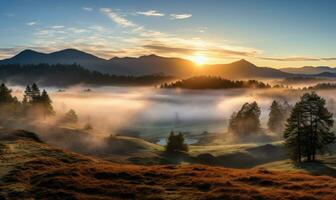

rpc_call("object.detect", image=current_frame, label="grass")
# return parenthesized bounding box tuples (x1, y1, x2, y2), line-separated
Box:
(256, 156, 336, 177)
(1, 129, 336, 199)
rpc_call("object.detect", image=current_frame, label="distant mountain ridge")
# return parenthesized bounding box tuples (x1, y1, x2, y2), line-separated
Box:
(201, 59, 293, 78)
(280, 66, 336, 75)
(0, 49, 195, 76)
(1, 48, 334, 79)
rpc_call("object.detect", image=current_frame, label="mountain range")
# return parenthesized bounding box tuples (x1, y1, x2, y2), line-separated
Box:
(279, 66, 336, 75)
(1, 48, 336, 79)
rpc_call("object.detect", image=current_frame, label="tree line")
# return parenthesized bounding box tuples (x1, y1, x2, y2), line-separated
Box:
(160, 76, 271, 89)
(0, 64, 173, 87)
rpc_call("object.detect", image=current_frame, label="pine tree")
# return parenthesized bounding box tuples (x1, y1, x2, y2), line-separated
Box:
(40, 89, 55, 117)
(284, 92, 335, 162)
(228, 101, 261, 136)
(165, 131, 188, 153)
(0, 83, 15, 104)
(63, 109, 78, 124)
(23, 85, 33, 103)
(31, 83, 41, 102)
(268, 100, 291, 133)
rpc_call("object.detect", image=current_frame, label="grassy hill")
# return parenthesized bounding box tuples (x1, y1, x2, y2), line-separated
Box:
(256, 157, 336, 177)
(1, 129, 336, 199)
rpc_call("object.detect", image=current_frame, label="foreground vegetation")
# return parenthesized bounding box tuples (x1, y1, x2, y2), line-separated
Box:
(1, 130, 336, 200)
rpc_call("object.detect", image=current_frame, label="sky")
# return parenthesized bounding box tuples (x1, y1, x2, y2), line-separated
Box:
(1, 0, 336, 68)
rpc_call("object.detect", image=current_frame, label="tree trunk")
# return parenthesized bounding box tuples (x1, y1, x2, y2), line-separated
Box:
(297, 113, 301, 162)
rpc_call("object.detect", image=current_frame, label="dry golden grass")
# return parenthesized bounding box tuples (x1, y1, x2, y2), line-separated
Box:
(1, 130, 336, 200)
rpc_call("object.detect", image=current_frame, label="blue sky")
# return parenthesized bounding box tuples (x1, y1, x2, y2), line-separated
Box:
(1, 0, 336, 67)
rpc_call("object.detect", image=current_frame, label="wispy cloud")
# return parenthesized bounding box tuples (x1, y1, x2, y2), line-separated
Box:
(137, 10, 164, 17)
(170, 13, 192, 19)
(258, 56, 336, 61)
(15, 7, 260, 62)
(100, 8, 137, 27)
(26, 21, 38, 26)
(82, 7, 93, 11)
(142, 43, 260, 58)
(51, 25, 65, 29)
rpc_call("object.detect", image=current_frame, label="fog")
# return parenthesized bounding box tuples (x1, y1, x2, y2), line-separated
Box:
(11, 85, 336, 143)
(44, 86, 304, 139)
(7, 84, 336, 160)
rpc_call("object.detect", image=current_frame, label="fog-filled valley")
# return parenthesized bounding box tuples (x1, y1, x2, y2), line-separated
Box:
(1, 84, 335, 168)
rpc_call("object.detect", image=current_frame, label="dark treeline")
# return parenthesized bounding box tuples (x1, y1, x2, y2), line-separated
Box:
(160, 76, 271, 89)
(0, 64, 173, 87)
(305, 83, 336, 90)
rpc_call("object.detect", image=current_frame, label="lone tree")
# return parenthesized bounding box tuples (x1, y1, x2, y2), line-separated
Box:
(228, 102, 261, 136)
(268, 100, 291, 133)
(165, 131, 188, 153)
(284, 92, 335, 162)
(63, 109, 78, 124)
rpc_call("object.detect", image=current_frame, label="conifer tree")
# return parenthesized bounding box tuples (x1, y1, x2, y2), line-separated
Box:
(284, 92, 335, 162)
(228, 101, 261, 135)
(0, 83, 15, 104)
(165, 131, 188, 153)
(40, 89, 55, 117)
(63, 109, 78, 124)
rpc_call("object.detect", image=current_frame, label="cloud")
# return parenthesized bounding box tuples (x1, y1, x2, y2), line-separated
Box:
(258, 56, 336, 61)
(82, 7, 93, 11)
(143, 44, 194, 54)
(142, 43, 260, 58)
(100, 8, 137, 27)
(321, 57, 336, 61)
(137, 10, 164, 17)
(170, 13, 192, 19)
(51, 25, 65, 29)
(26, 21, 38, 26)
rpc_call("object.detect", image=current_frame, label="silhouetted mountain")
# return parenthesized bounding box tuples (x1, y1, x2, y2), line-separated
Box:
(201, 59, 293, 78)
(280, 66, 336, 75)
(310, 71, 336, 78)
(0, 48, 107, 72)
(108, 54, 196, 76)
(0, 49, 322, 79)
(0, 49, 195, 76)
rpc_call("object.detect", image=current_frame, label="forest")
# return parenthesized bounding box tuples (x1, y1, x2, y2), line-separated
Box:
(0, 64, 173, 86)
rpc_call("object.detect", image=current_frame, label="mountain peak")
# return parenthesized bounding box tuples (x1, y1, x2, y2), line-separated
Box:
(17, 49, 42, 55)
(139, 54, 161, 59)
(51, 48, 87, 55)
(231, 59, 256, 68)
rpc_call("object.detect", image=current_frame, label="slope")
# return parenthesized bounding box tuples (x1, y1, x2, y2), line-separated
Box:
(0, 129, 336, 199)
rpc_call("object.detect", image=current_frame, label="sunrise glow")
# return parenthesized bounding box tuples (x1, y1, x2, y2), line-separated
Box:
(191, 55, 207, 66)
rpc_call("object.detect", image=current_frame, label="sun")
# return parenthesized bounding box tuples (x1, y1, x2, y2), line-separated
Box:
(192, 55, 206, 66)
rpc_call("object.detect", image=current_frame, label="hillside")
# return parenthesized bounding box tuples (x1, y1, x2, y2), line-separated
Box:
(0, 49, 196, 76)
(0, 49, 294, 78)
(202, 59, 293, 79)
(280, 66, 336, 75)
(0, 63, 173, 86)
(1, 129, 336, 199)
